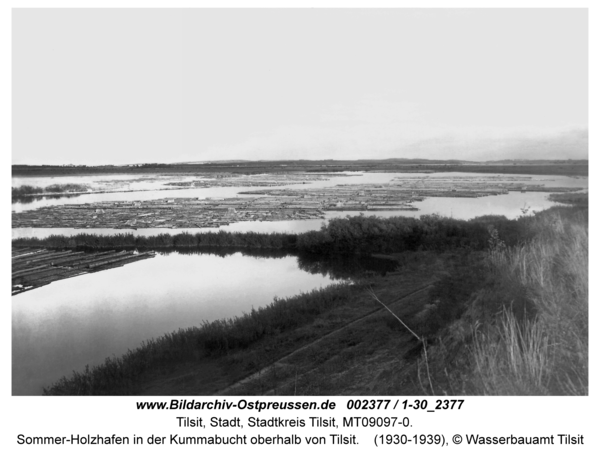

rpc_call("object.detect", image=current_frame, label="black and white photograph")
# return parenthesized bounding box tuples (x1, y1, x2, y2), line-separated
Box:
(6, 2, 598, 454)
(10, 7, 589, 399)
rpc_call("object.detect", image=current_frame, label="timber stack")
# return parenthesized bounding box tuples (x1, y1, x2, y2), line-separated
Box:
(12, 248, 155, 295)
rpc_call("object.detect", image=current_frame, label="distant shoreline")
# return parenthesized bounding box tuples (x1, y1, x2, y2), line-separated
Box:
(12, 160, 589, 178)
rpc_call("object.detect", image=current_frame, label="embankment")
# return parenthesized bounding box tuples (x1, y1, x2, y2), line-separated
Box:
(37, 205, 587, 395)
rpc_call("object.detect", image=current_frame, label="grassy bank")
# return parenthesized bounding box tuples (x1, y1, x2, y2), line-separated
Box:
(548, 191, 588, 207)
(12, 231, 298, 250)
(417, 208, 588, 395)
(39, 205, 587, 395)
(43, 283, 360, 395)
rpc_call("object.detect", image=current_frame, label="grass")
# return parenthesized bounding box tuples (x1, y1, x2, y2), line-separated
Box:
(13, 211, 532, 255)
(12, 183, 90, 201)
(12, 231, 297, 250)
(471, 310, 551, 395)
(548, 191, 588, 207)
(421, 209, 588, 395)
(43, 282, 360, 395)
(42, 251, 446, 396)
(477, 212, 587, 394)
(38, 206, 587, 396)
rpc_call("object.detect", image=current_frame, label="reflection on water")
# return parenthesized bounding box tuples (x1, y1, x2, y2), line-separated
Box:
(12, 172, 588, 213)
(12, 173, 162, 188)
(296, 252, 397, 280)
(11, 193, 80, 205)
(13, 249, 391, 395)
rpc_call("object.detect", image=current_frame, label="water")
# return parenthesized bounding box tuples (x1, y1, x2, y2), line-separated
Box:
(12, 250, 355, 395)
(11, 170, 587, 394)
(11, 172, 367, 212)
(11, 172, 588, 238)
(11, 185, 269, 213)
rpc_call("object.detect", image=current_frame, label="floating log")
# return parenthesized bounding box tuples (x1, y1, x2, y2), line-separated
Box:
(12, 175, 584, 230)
(12, 250, 80, 267)
(11, 249, 155, 295)
(11, 249, 47, 259)
(86, 253, 143, 269)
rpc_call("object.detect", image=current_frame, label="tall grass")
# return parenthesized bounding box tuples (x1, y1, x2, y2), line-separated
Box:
(12, 231, 297, 250)
(471, 311, 551, 394)
(43, 282, 357, 395)
(13, 212, 530, 254)
(12, 183, 90, 201)
(35, 206, 587, 395)
(471, 212, 588, 394)
(425, 210, 588, 395)
(548, 192, 588, 207)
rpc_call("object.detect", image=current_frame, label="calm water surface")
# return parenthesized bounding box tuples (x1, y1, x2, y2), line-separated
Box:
(12, 251, 344, 395)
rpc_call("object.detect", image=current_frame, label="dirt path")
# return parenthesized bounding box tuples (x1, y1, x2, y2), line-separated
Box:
(215, 282, 435, 395)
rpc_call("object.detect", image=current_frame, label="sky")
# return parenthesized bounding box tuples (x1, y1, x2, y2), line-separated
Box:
(12, 8, 588, 165)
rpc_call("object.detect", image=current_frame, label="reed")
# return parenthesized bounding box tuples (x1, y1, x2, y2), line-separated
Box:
(43, 282, 357, 395)
(12, 183, 90, 201)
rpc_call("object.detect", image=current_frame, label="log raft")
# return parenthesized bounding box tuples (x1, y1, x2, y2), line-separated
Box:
(11, 248, 155, 295)
(12, 176, 583, 230)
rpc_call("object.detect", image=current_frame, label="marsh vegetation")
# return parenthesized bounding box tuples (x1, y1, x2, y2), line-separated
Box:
(12, 183, 91, 203)
(34, 202, 588, 396)
(421, 207, 588, 395)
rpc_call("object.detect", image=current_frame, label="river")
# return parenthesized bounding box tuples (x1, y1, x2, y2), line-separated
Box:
(12, 249, 397, 395)
(11, 172, 588, 238)
(11, 171, 587, 394)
